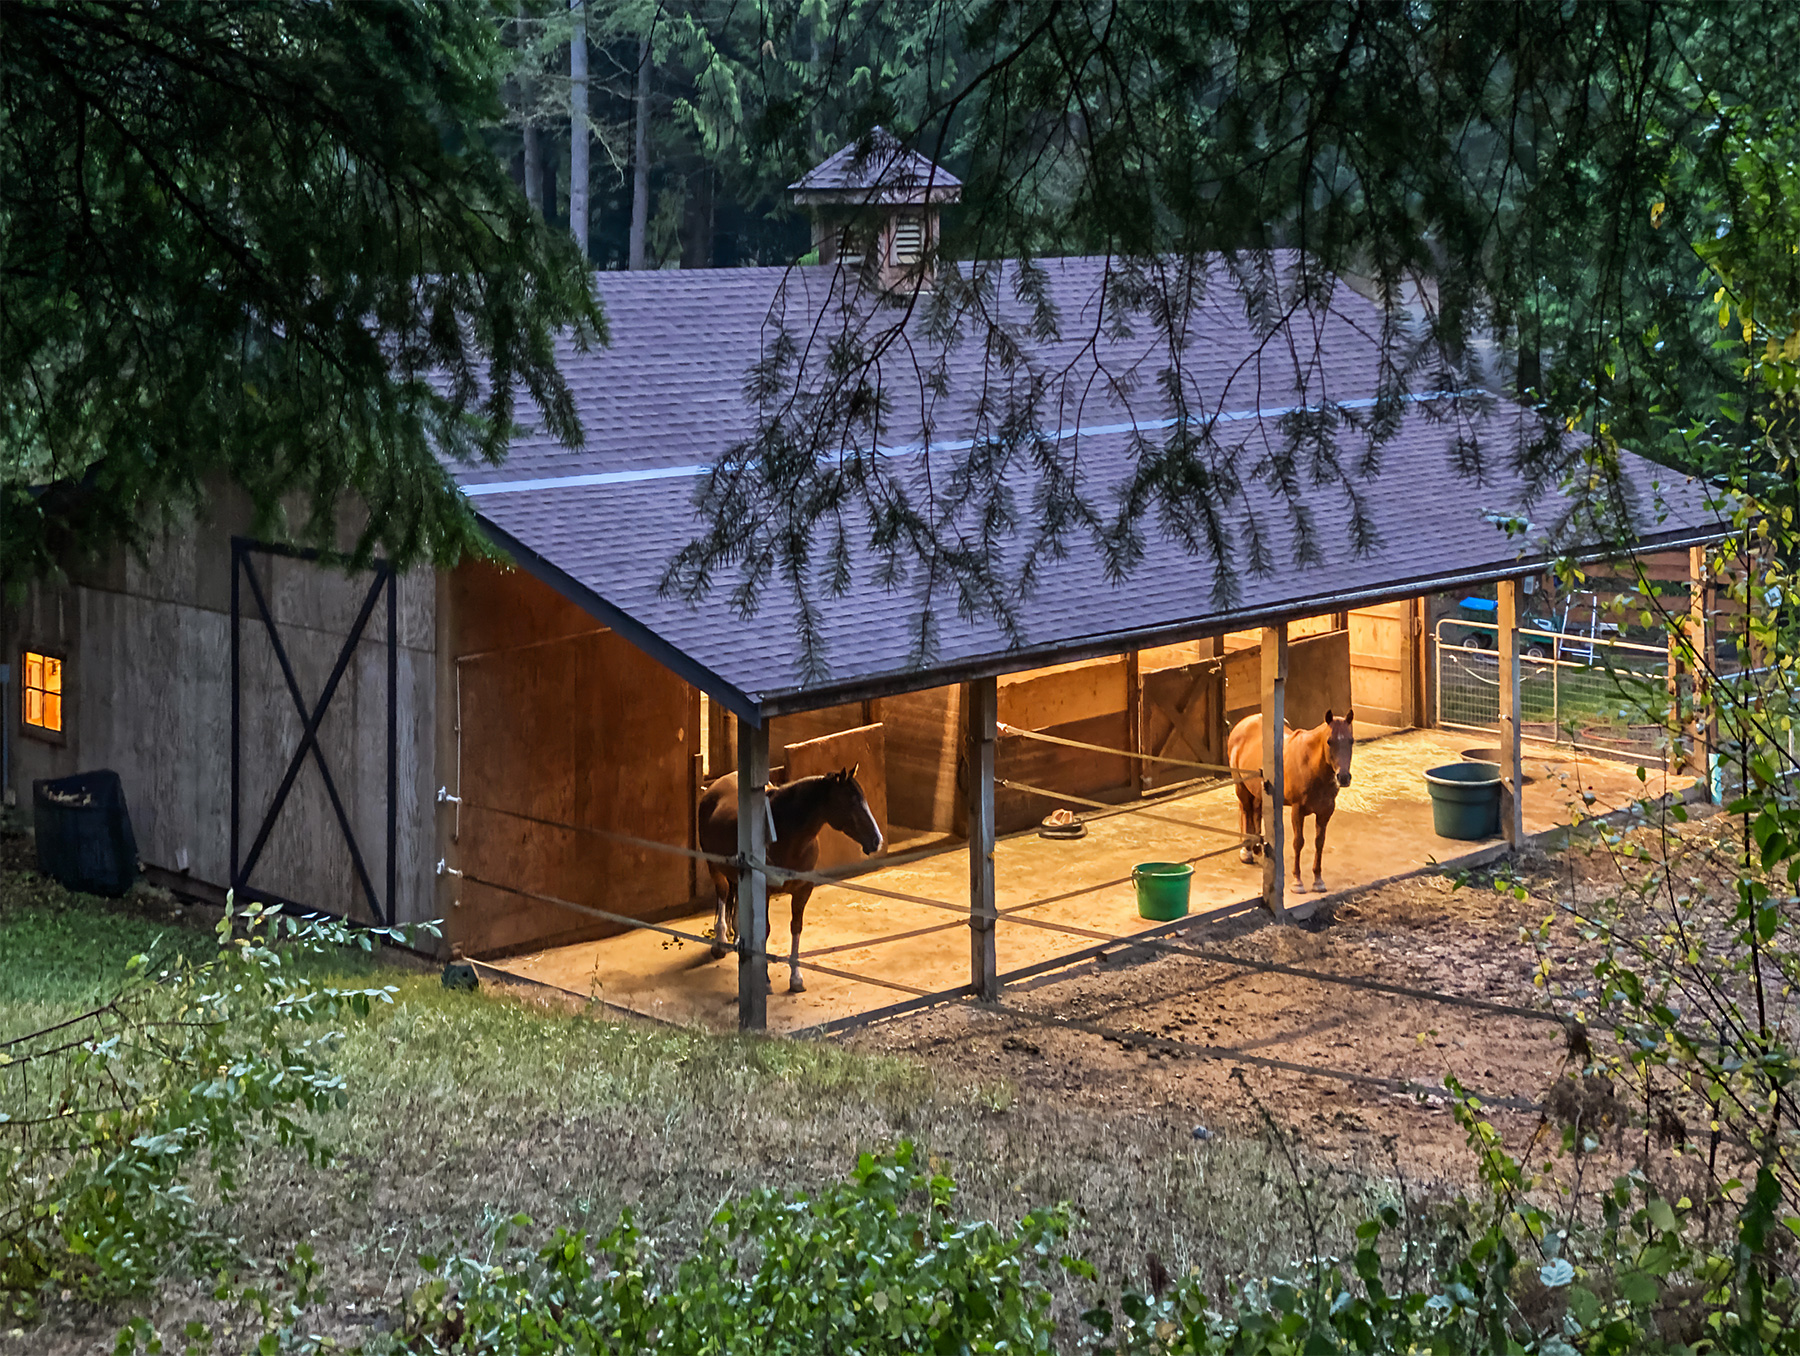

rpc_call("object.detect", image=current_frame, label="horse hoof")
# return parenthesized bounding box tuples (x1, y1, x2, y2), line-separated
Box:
(1238, 849, 1255, 865)
(788, 977, 807, 995)
(709, 942, 728, 960)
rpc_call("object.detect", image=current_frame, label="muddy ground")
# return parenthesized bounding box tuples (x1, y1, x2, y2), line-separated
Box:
(852, 805, 1735, 1181)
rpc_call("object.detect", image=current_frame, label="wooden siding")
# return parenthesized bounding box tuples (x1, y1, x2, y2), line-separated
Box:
(0, 494, 439, 928)
(881, 684, 967, 837)
(1224, 629, 1352, 731)
(448, 562, 696, 958)
(1349, 601, 1413, 728)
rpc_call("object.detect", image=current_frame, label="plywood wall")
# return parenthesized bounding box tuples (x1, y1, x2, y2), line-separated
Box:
(1223, 628, 1352, 731)
(882, 684, 967, 838)
(1348, 601, 1417, 729)
(994, 657, 1132, 834)
(769, 702, 868, 759)
(448, 563, 697, 958)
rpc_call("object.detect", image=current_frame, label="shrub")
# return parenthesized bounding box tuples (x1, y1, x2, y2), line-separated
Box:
(383, 1141, 1083, 1355)
(0, 898, 426, 1303)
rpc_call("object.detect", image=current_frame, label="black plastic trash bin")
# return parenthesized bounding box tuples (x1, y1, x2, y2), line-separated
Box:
(33, 770, 139, 897)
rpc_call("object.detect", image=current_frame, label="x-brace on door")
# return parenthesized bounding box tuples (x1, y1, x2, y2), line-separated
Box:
(229, 539, 398, 925)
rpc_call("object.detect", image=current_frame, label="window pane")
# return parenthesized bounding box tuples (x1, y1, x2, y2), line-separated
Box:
(24, 688, 42, 727)
(43, 657, 61, 692)
(24, 653, 42, 690)
(42, 694, 62, 731)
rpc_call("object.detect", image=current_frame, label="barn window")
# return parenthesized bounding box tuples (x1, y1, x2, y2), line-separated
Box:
(22, 649, 64, 736)
(891, 215, 925, 265)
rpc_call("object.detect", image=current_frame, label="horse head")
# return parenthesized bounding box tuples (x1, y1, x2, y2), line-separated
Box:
(824, 764, 884, 855)
(1323, 709, 1355, 786)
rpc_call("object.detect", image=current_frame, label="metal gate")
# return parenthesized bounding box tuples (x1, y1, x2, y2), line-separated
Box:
(229, 538, 398, 924)
(1433, 617, 1671, 758)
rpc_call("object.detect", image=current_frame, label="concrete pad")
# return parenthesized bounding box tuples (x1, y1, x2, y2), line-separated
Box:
(482, 729, 1691, 1033)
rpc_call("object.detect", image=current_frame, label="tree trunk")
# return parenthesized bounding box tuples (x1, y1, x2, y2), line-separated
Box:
(543, 135, 558, 227)
(519, 4, 542, 217)
(628, 34, 650, 269)
(523, 126, 542, 218)
(569, 1, 589, 258)
(682, 169, 714, 269)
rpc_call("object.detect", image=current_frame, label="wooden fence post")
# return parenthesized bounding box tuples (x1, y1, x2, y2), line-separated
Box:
(1260, 625, 1288, 920)
(1497, 579, 1525, 846)
(967, 676, 999, 1000)
(736, 721, 770, 1031)
(1690, 546, 1717, 801)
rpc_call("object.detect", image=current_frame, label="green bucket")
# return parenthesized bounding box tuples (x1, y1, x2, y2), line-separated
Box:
(1132, 861, 1194, 921)
(1424, 762, 1502, 840)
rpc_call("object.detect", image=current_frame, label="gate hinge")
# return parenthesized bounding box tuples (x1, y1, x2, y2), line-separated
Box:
(435, 858, 463, 878)
(436, 786, 462, 805)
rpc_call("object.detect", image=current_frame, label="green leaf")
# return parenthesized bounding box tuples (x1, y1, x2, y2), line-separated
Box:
(1619, 1269, 1659, 1307)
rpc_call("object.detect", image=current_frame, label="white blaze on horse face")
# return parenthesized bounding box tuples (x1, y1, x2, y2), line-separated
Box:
(853, 781, 884, 853)
(1334, 724, 1355, 787)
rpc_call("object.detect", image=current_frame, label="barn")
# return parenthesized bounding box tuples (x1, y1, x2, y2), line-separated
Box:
(1, 135, 1726, 1031)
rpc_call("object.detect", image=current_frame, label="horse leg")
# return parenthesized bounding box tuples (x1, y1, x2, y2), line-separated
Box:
(787, 883, 814, 994)
(709, 866, 733, 959)
(1291, 802, 1307, 889)
(1236, 782, 1260, 864)
(1311, 807, 1332, 893)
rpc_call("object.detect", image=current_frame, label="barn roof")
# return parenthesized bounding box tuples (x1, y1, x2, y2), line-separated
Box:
(788, 126, 962, 204)
(455, 257, 1724, 723)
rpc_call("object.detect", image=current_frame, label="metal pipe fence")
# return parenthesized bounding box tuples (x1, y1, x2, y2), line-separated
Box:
(1434, 619, 1673, 757)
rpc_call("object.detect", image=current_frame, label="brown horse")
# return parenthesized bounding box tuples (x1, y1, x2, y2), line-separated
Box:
(696, 765, 883, 993)
(1226, 710, 1355, 894)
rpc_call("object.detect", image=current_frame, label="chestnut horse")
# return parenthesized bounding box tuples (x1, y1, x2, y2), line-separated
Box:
(696, 766, 883, 994)
(1225, 710, 1355, 894)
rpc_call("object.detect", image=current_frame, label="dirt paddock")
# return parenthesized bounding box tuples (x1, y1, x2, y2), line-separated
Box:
(853, 864, 1571, 1179)
(854, 789, 1731, 1184)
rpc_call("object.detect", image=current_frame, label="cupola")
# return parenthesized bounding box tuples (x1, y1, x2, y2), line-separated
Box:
(789, 127, 961, 292)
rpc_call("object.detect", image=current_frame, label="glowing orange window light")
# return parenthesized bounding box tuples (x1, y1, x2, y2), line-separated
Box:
(22, 651, 62, 733)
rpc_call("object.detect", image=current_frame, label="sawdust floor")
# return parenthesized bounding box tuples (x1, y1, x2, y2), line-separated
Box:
(484, 729, 1690, 1035)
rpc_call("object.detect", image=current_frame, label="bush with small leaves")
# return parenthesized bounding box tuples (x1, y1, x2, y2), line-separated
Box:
(1, 898, 431, 1305)
(389, 1142, 1084, 1356)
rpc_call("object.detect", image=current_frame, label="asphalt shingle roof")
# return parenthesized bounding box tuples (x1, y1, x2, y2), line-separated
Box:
(456, 257, 1722, 719)
(787, 126, 962, 200)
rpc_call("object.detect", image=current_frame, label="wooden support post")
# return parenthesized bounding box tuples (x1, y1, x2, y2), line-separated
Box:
(432, 570, 458, 958)
(1497, 578, 1525, 847)
(1690, 545, 1717, 801)
(1259, 624, 1288, 921)
(967, 675, 999, 1001)
(1125, 651, 1143, 798)
(1403, 597, 1427, 729)
(736, 720, 770, 1031)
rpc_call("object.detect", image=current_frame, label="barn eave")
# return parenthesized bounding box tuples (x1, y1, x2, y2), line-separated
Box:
(475, 515, 766, 726)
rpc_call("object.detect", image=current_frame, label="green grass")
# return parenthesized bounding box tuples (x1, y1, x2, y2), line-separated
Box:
(0, 885, 211, 1008)
(0, 861, 1393, 1351)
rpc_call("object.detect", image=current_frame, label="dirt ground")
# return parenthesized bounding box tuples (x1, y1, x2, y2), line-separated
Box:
(847, 828, 1667, 1181)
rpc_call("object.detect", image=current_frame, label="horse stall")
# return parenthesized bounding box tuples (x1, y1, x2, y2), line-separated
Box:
(454, 589, 1510, 1029)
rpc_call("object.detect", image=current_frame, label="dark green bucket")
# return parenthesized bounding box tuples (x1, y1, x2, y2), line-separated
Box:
(1424, 762, 1502, 840)
(1132, 861, 1194, 921)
